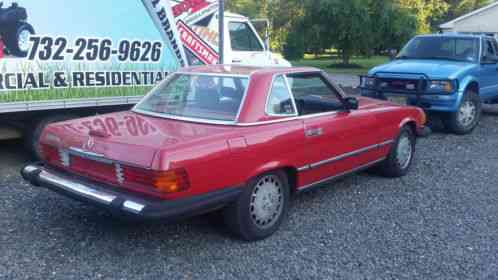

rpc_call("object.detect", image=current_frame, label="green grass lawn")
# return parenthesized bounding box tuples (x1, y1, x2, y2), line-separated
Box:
(0, 86, 151, 103)
(291, 54, 389, 75)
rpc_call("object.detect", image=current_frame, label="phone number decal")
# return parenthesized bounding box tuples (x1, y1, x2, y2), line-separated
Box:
(28, 36, 163, 63)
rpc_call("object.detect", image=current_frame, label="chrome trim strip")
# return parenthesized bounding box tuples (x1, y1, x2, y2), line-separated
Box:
(309, 140, 394, 169)
(68, 147, 114, 164)
(298, 157, 386, 191)
(236, 110, 341, 126)
(39, 171, 117, 204)
(297, 165, 311, 172)
(133, 109, 238, 125)
(175, 71, 250, 79)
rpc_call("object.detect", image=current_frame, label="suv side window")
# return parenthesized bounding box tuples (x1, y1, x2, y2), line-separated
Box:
(266, 75, 296, 116)
(483, 39, 497, 62)
(229, 22, 264, 52)
(287, 73, 344, 115)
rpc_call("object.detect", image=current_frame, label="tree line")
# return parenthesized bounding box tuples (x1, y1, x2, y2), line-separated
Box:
(226, 0, 494, 64)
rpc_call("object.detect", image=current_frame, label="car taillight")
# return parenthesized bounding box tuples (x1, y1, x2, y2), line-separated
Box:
(123, 166, 190, 194)
(40, 144, 60, 164)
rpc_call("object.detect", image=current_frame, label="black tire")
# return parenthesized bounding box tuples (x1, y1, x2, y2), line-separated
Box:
(443, 90, 481, 135)
(377, 125, 416, 178)
(24, 114, 79, 160)
(3, 22, 34, 57)
(223, 170, 290, 241)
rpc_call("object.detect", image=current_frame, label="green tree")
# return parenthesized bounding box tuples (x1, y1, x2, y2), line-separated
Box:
(320, 0, 371, 64)
(397, 0, 449, 33)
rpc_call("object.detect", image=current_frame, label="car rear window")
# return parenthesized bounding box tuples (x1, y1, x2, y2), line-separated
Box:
(135, 74, 248, 122)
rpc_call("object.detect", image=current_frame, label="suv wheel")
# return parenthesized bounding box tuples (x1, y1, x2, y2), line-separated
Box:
(443, 90, 481, 135)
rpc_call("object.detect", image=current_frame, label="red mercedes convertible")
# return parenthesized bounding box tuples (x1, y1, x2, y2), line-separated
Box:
(22, 65, 429, 240)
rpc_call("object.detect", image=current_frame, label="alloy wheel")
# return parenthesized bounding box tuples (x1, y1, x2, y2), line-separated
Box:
(249, 175, 284, 229)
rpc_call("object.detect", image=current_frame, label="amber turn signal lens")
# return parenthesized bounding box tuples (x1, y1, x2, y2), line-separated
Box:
(152, 169, 190, 194)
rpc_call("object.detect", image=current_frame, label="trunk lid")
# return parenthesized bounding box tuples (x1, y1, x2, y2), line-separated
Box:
(42, 111, 236, 168)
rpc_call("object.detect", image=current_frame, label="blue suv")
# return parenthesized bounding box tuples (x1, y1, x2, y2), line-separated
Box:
(361, 34, 498, 134)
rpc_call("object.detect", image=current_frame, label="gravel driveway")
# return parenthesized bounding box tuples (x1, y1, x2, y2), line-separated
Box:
(1, 107, 498, 279)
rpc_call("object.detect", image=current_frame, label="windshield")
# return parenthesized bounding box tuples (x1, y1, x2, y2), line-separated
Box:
(398, 37, 480, 62)
(135, 74, 249, 122)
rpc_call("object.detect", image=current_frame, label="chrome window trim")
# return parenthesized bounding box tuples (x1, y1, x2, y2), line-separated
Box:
(264, 74, 299, 118)
(174, 71, 250, 79)
(298, 157, 387, 191)
(133, 108, 238, 125)
(236, 110, 341, 126)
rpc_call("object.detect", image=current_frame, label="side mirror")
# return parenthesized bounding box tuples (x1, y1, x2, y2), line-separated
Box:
(344, 97, 359, 110)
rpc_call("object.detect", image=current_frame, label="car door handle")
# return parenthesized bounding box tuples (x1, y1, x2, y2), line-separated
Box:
(232, 58, 242, 63)
(305, 128, 323, 137)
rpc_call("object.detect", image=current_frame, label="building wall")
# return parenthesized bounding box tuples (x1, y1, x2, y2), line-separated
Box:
(442, 6, 498, 33)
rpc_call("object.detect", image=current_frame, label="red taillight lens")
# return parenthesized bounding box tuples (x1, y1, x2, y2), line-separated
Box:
(123, 166, 190, 194)
(40, 144, 60, 165)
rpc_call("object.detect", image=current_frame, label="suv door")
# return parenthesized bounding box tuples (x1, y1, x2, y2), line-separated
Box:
(479, 38, 498, 100)
(226, 21, 270, 66)
(287, 73, 385, 189)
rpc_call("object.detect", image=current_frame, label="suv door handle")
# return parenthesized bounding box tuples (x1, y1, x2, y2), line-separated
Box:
(305, 128, 323, 137)
(232, 58, 242, 63)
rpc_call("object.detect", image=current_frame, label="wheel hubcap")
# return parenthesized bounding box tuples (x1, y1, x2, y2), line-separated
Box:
(18, 30, 32, 52)
(396, 134, 412, 169)
(458, 101, 476, 128)
(250, 175, 283, 229)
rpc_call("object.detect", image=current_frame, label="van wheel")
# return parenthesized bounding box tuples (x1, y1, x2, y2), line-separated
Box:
(378, 125, 415, 178)
(223, 171, 290, 241)
(24, 114, 79, 160)
(443, 90, 481, 135)
(4, 22, 34, 57)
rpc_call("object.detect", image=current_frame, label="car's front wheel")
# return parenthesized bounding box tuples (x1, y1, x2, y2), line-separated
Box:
(443, 90, 481, 135)
(223, 171, 290, 241)
(378, 125, 416, 178)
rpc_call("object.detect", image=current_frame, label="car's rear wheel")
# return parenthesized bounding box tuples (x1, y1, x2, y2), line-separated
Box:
(378, 125, 416, 178)
(443, 90, 481, 135)
(223, 171, 290, 241)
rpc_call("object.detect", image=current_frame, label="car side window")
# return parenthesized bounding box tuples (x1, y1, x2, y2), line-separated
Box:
(229, 22, 264, 52)
(266, 76, 296, 116)
(287, 73, 344, 116)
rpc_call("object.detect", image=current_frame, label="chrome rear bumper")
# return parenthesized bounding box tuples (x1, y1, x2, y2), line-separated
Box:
(21, 164, 243, 221)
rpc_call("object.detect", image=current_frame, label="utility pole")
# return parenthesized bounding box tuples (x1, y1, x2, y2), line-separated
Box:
(218, 0, 224, 64)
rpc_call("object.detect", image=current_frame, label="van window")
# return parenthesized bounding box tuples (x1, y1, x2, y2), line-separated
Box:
(287, 74, 344, 116)
(229, 22, 264, 52)
(266, 76, 296, 116)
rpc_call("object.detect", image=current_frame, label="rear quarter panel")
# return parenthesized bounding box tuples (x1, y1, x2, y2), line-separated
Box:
(153, 120, 306, 199)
